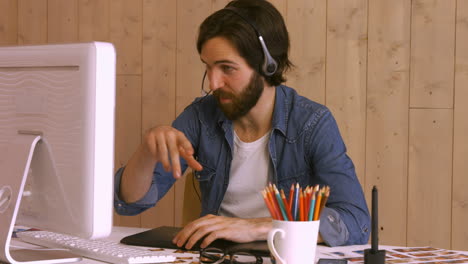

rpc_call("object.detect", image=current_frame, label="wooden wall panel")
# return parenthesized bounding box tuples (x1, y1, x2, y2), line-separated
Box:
(114, 76, 143, 227)
(452, 0, 468, 251)
(48, 0, 78, 43)
(326, 0, 368, 184)
(1, 0, 467, 250)
(0, 0, 18, 45)
(408, 109, 453, 248)
(269, 0, 286, 17)
(173, 0, 212, 229)
(212, 0, 231, 11)
(109, 0, 142, 75)
(286, 0, 326, 104)
(78, 0, 110, 42)
(366, 0, 411, 246)
(176, 0, 210, 113)
(410, 0, 456, 108)
(140, 0, 177, 229)
(18, 0, 47, 44)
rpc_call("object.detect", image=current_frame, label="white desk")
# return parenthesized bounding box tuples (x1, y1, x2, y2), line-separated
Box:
(9, 226, 468, 264)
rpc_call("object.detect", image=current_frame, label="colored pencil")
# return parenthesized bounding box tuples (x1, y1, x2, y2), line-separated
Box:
(280, 189, 293, 221)
(267, 184, 282, 220)
(313, 187, 323, 221)
(317, 186, 330, 218)
(261, 190, 276, 219)
(292, 183, 300, 221)
(288, 183, 294, 211)
(274, 187, 289, 221)
(308, 188, 317, 221)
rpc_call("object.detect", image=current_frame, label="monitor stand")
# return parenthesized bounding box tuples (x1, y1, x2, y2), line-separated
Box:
(0, 133, 81, 264)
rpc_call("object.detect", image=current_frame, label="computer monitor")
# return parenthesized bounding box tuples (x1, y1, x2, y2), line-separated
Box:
(0, 42, 116, 263)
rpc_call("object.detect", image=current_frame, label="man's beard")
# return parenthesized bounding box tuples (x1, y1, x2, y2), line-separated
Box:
(213, 72, 264, 120)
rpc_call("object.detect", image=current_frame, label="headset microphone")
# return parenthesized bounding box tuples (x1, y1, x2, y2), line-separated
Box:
(224, 7, 278, 76)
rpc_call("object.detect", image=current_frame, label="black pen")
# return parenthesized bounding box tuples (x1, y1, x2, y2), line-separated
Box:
(364, 185, 386, 264)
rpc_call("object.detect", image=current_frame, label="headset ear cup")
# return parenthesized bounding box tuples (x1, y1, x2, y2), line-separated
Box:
(259, 36, 277, 76)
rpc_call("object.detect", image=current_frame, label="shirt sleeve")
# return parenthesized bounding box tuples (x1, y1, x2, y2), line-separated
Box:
(306, 108, 370, 246)
(319, 207, 350, 247)
(113, 167, 160, 216)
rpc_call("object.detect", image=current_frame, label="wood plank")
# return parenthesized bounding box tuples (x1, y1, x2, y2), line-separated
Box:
(365, 0, 411, 246)
(174, 0, 212, 228)
(452, 0, 468, 251)
(410, 0, 456, 108)
(176, 0, 211, 113)
(407, 109, 453, 248)
(212, 0, 230, 11)
(48, 0, 78, 43)
(0, 0, 18, 45)
(109, 0, 142, 75)
(139, 0, 177, 229)
(286, 0, 326, 104)
(114, 75, 142, 227)
(78, 0, 110, 42)
(269, 0, 286, 17)
(18, 0, 47, 44)
(325, 0, 368, 184)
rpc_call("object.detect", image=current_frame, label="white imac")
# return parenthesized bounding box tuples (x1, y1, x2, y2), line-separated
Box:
(0, 42, 116, 263)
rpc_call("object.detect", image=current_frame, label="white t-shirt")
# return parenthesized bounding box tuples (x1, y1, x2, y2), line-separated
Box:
(218, 130, 273, 218)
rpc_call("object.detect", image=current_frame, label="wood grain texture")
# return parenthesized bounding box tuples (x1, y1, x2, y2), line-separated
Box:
(326, 0, 368, 184)
(408, 109, 453, 248)
(0, 0, 18, 45)
(175, 0, 210, 113)
(78, 0, 110, 42)
(365, 0, 410, 246)
(286, 0, 326, 104)
(2, 0, 467, 249)
(18, 0, 47, 44)
(139, 0, 177, 229)
(452, 0, 468, 251)
(410, 0, 456, 108)
(48, 0, 78, 43)
(109, 0, 142, 75)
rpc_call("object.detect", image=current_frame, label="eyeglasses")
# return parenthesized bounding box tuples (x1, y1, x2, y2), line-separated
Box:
(200, 247, 263, 264)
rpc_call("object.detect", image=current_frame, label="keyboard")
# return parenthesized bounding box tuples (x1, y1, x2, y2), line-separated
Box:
(16, 230, 176, 264)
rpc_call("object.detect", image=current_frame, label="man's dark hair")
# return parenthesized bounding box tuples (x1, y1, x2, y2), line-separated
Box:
(197, 0, 293, 86)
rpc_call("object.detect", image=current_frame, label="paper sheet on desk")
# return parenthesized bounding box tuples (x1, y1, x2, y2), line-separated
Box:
(321, 246, 468, 263)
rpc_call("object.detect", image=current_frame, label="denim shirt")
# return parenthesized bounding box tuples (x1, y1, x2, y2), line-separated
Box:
(114, 85, 370, 246)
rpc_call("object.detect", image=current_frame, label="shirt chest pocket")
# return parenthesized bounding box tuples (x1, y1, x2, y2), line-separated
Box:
(194, 165, 215, 182)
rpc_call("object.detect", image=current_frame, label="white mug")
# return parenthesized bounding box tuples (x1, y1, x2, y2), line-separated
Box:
(267, 220, 320, 264)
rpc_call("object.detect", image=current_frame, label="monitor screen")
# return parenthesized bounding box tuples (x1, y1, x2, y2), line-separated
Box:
(0, 42, 116, 262)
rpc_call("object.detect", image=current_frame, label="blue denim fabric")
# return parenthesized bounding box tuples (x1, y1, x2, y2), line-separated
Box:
(114, 85, 370, 246)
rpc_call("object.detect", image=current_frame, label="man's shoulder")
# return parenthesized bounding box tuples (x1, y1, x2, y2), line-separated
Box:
(278, 85, 329, 117)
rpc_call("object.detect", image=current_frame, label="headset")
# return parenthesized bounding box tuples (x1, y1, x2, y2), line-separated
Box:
(224, 6, 278, 76)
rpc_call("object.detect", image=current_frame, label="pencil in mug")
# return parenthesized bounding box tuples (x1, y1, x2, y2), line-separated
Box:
(274, 185, 289, 221)
(280, 188, 293, 221)
(308, 187, 317, 221)
(313, 186, 324, 221)
(261, 190, 276, 219)
(288, 183, 294, 212)
(317, 186, 330, 218)
(292, 183, 300, 221)
(266, 184, 282, 220)
(299, 189, 304, 221)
